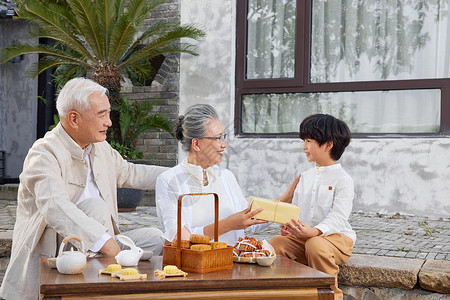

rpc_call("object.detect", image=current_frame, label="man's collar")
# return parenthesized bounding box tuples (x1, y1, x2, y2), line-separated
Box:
(55, 123, 87, 160)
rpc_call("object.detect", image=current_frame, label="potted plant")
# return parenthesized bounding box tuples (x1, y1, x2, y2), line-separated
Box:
(111, 96, 174, 211)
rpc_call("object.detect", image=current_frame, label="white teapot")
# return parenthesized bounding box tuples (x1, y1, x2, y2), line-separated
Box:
(56, 235, 87, 274)
(115, 235, 144, 266)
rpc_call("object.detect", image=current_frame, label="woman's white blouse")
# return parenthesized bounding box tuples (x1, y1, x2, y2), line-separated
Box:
(155, 159, 268, 245)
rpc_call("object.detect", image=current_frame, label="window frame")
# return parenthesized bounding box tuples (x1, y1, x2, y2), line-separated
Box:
(235, 0, 450, 138)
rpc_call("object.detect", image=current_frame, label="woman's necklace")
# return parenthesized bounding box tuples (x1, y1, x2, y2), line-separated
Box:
(185, 160, 209, 186)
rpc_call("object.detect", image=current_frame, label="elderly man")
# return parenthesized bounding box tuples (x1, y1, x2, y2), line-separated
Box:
(0, 78, 167, 300)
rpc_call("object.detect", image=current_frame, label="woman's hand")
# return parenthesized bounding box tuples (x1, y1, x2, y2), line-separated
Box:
(278, 174, 301, 203)
(285, 219, 321, 239)
(204, 207, 268, 238)
(225, 207, 268, 230)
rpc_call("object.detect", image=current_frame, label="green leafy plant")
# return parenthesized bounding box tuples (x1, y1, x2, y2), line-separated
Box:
(49, 114, 60, 131)
(109, 141, 143, 160)
(418, 220, 439, 237)
(397, 247, 411, 252)
(110, 97, 174, 160)
(417, 221, 428, 227)
(424, 227, 438, 237)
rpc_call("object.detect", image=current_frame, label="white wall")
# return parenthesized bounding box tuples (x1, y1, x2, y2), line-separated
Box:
(180, 1, 450, 217)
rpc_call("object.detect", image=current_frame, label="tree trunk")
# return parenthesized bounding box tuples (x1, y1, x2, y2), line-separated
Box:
(92, 67, 123, 143)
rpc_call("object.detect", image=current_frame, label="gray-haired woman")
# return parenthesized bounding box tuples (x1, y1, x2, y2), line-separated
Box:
(155, 104, 268, 245)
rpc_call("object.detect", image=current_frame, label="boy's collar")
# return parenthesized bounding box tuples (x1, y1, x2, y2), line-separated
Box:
(315, 163, 341, 171)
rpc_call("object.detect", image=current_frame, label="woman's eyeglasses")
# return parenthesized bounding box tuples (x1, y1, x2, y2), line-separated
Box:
(203, 134, 227, 143)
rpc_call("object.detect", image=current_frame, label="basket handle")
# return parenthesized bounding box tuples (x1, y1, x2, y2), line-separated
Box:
(176, 193, 219, 269)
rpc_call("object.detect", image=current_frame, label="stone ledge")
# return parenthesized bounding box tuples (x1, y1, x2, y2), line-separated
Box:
(419, 260, 450, 294)
(339, 254, 450, 294)
(0, 231, 12, 258)
(0, 185, 18, 201)
(338, 254, 424, 290)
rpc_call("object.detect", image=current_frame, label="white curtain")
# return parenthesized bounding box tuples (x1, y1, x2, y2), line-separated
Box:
(243, 0, 448, 134)
(246, 0, 296, 79)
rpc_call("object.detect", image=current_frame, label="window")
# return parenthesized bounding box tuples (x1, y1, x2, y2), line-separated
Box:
(236, 0, 450, 137)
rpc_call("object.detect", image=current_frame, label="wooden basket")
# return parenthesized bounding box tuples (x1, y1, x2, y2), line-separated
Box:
(162, 193, 233, 273)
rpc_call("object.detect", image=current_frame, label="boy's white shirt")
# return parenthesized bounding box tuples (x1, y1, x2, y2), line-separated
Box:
(292, 163, 356, 242)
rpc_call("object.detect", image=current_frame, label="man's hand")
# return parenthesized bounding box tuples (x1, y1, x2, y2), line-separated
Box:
(99, 238, 121, 257)
(285, 219, 322, 239)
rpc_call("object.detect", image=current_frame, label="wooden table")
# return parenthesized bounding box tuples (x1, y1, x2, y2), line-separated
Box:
(40, 256, 335, 299)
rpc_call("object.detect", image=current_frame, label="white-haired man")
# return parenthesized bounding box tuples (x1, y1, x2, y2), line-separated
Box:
(0, 78, 167, 300)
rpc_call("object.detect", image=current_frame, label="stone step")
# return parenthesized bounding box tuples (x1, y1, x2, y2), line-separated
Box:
(0, 231, 12, 258)
(0, 185, 18, 201)
(419, 260, 450, 294)
(338, 254, 450, 294)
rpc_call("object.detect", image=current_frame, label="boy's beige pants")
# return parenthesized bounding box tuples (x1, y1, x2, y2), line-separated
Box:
(270, 233, 353, 282)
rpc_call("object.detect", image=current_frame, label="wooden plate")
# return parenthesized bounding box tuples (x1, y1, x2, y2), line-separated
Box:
(154, 269, 188, 278)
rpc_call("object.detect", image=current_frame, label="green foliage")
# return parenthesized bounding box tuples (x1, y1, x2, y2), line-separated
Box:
(49, 114, 60, 130)
(417, 221, 428, 227)
(396, 247, 411, 252)
(110, 96, 174, 160)
(417, 220, 439, 237)
(109, 141, 143, 160)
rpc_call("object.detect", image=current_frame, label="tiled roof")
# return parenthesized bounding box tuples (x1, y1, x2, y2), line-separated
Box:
(0, 0, 16, 18)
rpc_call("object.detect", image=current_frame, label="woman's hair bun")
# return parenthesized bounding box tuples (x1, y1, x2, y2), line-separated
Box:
(174, 115, 184, 141)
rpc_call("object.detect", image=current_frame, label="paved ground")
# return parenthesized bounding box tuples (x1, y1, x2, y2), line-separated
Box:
(1, 200, 447, 260)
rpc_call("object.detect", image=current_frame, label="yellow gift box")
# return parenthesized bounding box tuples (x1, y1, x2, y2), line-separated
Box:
(248, 196, 300, 224)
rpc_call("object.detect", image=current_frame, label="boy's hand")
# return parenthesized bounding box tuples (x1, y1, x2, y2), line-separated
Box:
(280, 224, 290, 236)
(285, 219, 321, 239)
(278, 174, 301, 203)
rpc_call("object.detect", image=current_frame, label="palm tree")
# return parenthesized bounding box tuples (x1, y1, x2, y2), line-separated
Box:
(1, 0, 205, 140)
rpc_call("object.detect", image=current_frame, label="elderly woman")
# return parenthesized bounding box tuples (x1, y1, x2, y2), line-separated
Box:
(156, 104, 269, 245)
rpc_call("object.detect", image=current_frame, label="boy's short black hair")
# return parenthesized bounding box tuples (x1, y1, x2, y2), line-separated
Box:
(299, 114, 351, 161)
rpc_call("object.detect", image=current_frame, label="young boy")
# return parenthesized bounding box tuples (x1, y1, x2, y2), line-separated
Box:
(270, 114, 355, 285)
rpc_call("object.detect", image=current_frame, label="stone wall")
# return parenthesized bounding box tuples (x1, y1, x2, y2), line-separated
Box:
(120, 54, 179, 168)
(120, 0, 181, 168)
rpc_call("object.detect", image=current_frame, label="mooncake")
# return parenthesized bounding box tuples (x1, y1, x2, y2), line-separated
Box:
(189, 234, 210, 244)
(171, 239, 191, 249)
(163, 265, 179, 274)
(190, 244, 211, 251)
(106, 264, 122, 272)
(122, 268, 138, 276)
(210, 242, 227, 249)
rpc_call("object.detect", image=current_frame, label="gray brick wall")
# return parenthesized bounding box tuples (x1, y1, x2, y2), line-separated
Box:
(121, 0, 181, 169)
